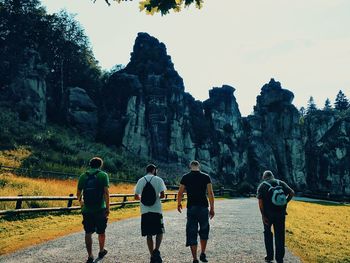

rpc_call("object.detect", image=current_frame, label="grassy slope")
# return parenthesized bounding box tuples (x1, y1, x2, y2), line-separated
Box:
(286, 201, 350, 263)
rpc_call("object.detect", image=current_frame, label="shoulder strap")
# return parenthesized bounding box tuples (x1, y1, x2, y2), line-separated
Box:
(262, 181, 272, 188)
(87, 170, 100, 177)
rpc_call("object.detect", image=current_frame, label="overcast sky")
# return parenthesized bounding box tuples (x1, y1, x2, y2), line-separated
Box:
(41, 0, 350, 116)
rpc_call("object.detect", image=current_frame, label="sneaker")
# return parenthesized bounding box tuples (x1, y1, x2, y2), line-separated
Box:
(98, 249, 108, 259)
(86, 257, 94, 263)
(152, 249, 162, 263)
(193, 260, 199, 263)
(264, 256, 273, 262)
(199, 252, 208, 262)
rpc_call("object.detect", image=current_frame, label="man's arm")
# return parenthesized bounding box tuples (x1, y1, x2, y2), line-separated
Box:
(160, 191, 165, 199)
(286, 185, 295, 203)
(77, 188, 83, 207)
(207, 183, 215, 219)
(177, 184, 185, 213)
(104, 186, 110, 217)
(258, 198, 269, 225)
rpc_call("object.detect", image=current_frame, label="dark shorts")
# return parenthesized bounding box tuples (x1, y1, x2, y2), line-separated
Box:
(82, 209, 108, 234)
(141, 212, 165, 236)
(186, 206, 210, 246)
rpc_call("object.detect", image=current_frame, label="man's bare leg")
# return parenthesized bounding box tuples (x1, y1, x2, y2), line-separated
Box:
(155, 234, 163, 250)
(147, 235, 154, 255)
(200, 239, 207, 254)
(98, 233, 106, 252)
(85, 233, 93, 258)
(190, 245, 198, 260)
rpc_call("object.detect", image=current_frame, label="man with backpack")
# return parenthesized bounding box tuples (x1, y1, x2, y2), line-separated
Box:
(257, 170, 295, 263)
(134, 164, 167, 263)
(177, 160, 215, 263)
(77, 157, 110, 263)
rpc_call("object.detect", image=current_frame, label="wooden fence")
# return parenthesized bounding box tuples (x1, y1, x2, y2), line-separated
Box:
(0, 193, 185, 216)
(0, 188, 238, 216)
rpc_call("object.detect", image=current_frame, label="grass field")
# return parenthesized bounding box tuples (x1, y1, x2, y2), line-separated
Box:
(0, 172, 180, 255)
(286, 200, 350, 263)
(0, 173, 135, 210)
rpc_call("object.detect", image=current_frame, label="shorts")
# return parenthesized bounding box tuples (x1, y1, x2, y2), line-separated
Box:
(186, 206, 210, 246)
(82, 209, 108, 234)
(141, 212, 165, 236)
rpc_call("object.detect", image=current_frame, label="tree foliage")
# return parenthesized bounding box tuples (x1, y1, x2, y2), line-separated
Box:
(306, 96, 317, 114)
(0, 0, 102, 121)
(94, 0, 204, 15)
(323, 98, 332, 111)
(334, 90, 349, 111)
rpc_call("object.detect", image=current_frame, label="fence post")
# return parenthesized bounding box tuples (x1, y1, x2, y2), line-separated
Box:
(15, 194, 23, 209)
(220, 187, 224, 196)
(121, 195, 127, 208)
(67, 194, 74, 208)
(165, 194, 168, 200)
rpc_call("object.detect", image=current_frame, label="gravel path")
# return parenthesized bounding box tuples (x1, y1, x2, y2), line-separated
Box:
(0, 198, 301, 263)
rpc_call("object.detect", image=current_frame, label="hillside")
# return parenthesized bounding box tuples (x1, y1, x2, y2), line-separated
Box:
(1, 0, 350, 198)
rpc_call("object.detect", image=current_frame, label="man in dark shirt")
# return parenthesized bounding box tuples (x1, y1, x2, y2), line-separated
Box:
(177, 160, 215, 263)
(257, 170, 295, 263)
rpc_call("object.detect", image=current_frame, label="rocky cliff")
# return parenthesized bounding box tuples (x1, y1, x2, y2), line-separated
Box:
(2, 33, 349, 197)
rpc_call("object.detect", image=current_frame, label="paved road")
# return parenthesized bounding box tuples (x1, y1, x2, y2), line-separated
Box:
(0, 198, 301, 263)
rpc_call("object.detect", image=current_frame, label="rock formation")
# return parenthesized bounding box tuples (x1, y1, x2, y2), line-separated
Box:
(245, 79, 306, 189)
(65, 87, 98, 135)
(8, 48, 47, 124)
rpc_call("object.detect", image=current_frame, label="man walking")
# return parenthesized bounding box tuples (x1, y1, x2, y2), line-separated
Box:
(135, 164, 167, 263)
(177, 160, 215, 263)
(257, 170, 295, 263)
(77, 157, 110, 263)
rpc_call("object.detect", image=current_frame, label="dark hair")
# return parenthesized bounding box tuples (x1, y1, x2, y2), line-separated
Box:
(146, 164, 157, 174)
(89, 157, 103, 169)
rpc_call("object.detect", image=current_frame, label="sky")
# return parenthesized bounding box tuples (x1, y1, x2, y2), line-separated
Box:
(41, 0, 350, 116)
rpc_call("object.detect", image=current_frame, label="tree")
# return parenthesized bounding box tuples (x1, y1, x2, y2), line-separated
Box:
(93, 0, 204, 15)
(306, 96, 317, 114)
(299, 106, 306, 116)
(323, 98, 332, 111)
(334, 90, 349, 111)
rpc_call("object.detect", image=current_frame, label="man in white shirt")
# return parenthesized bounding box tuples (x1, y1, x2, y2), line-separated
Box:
(135, 164, 167, 263)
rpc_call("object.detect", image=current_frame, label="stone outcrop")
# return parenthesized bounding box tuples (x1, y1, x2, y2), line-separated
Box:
(65, 87, 98, 135)
(246, 79, 306, 189)
(304, 111, 350, 196)
(8, 48, 47, 124)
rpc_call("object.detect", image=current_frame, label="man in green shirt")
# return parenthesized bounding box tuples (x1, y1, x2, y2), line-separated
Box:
(77, 157, 110, 263)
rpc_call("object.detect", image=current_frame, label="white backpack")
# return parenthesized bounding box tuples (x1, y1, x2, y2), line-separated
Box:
(263, 180, 287, 206)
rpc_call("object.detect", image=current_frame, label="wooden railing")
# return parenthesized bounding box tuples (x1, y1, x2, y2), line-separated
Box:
(0, 193, 185, 216)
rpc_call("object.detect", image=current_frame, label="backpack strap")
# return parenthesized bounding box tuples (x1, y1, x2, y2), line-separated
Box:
(144, 175, 154, 183)
(262, 181, 273, 190)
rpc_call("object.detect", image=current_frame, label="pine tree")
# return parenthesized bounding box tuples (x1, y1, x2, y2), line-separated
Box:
(299, 107, 306, 116)
(323, 98, 332, 111)
(334, 90, 349, 111)
(306, 96, 317, 114)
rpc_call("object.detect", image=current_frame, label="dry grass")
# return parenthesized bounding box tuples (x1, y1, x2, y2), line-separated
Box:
(286, 200, 350, 263)
(0, 173, 135, 210)
(0, 148, 31, 168)
(0, 201, 180, 255)
(0, 172, 181, 255)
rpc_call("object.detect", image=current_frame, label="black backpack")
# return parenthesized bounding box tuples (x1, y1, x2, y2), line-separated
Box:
(263, 180, 287, 210)
(83, 170, 103, 206)
(141, 176, 157, 206)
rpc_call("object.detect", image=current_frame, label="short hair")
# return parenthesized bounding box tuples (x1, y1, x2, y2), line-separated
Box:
(190, 160, 200, 167)
(263, 170, 274, 179)
(89, 157, 103, 169)
(146, 164, 157, 173)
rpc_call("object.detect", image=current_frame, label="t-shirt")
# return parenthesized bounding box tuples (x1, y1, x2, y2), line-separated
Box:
(134, 174, 167, 215)
(256, 178, 293, 215)
(78, 168, 109, 213)
(180, 171, 212, 208)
